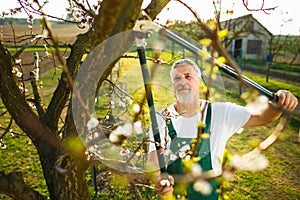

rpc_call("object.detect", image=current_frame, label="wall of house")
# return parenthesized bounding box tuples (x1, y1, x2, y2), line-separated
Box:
(223, 15, 273, 61)
(245, 21, 271, 60)
(241, 34, 270, 60)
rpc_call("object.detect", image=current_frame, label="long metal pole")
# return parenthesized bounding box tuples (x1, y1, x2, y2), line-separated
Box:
(159, 28, 278, 102)
(136, 39, 167, 173)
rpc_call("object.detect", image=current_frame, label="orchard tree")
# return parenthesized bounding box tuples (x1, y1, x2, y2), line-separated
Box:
(0, 0, 170, 199)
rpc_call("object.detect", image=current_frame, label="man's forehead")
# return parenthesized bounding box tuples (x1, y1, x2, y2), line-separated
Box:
(173, 64, 196, 74)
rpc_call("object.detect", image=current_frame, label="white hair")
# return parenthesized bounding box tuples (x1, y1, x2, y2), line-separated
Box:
(170, 59, 202, 81)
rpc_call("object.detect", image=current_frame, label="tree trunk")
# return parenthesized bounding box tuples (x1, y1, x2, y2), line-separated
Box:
(0, 42, 91, 199)
(289, 52, 298, 67)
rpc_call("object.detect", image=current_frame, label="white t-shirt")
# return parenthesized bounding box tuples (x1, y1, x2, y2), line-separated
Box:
(149, 101, 251, 175)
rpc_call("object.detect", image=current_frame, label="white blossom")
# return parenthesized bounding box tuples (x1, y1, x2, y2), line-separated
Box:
(109, 134, 120, 143)
(15, 59, 22, 64)
(116, 123, 132, 137)
(191, 163, 202, 177)
(246, 95, 269, 115)
(193, 180, 212, 195)
(178, 151, 186, 158)
(28, 102, 36, 109)
(87, 117, 98, 131)
(231, 154, 269, 171)
(19, 86, 28, 93)
(169, 153, 178, 161)
(133, 104, 140, 113)
(0, 139, 6, 149)
(180, 144, 191, 152)
(119, 101, 126, 108)
(111, 122, 142, 137)
(160, 179, 171, 187)
(92, 132, 99, 139)
(133, 121, 143, 134)
(135, 151, 141, 157)
(185, 155, 191, 161)
(119, 149, 130, 157)
(88, 145, 99, 153)
(178, 144, 191, 158)
(125, 97, 132, 104)
(110, 100, 115, 109)
(16, 71, 23, 78)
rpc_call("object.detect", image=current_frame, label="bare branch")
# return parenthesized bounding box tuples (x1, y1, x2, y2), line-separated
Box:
(176, 0, 245, 85)
(242, 0, 278, 14)
(0, 171, 45, 200)
(71, 0, 96, 17)
(0, 118, 13, 140)
(13, 34, 46, 59)
(29, 71, 45, 117)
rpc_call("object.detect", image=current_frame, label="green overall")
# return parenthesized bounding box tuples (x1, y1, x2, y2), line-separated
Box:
(166, 103, 219, 200)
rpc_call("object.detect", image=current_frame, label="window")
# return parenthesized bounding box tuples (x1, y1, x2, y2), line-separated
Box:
(247, 40, 262, 54)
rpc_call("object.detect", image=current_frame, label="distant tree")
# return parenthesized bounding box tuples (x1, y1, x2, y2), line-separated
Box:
(286, 36, 300, 67)
(266, 34, 300, 81)
(266, 35, 288, 82)
(167, 20, 206, 41)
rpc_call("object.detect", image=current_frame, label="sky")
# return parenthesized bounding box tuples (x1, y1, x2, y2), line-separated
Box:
(1, 0, 299, 35)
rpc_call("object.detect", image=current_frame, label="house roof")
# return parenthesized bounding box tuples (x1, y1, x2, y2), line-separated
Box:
(221, 14, 273, 36)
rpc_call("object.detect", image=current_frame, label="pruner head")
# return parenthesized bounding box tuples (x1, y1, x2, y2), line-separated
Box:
(133, 20, 161, 38)
(133, 20, 162, 47)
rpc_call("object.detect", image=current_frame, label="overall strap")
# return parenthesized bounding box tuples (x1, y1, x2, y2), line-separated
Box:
(203, 102, 212, 134)
(166, 118, 176, 139)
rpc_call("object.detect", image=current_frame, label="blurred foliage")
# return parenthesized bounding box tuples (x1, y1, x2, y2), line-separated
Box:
(166, 20, 207, 42)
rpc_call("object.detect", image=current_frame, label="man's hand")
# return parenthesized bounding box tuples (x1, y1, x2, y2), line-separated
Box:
(276, 90, 298, 112)
(156, 175, 175, 199)
(244, 90, 298, 128)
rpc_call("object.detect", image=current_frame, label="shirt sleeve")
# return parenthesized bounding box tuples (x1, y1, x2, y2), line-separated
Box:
(212, 102, 251, 139)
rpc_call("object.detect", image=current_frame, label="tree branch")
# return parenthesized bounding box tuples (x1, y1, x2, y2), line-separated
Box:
(30, 71, 45, 118)
(0, 43, 61, 149)
(242, 0, 278, 14)
(44, 30, 92, 133)
(144, 0, 170, 20)
(0, 171, 45, 200)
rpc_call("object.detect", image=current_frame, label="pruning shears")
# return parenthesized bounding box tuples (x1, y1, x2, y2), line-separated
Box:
(133, 20, 279, 102)
(133, 19, 278, 173)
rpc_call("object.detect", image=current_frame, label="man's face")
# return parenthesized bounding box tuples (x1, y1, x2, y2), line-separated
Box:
(171, 64, 201, 103)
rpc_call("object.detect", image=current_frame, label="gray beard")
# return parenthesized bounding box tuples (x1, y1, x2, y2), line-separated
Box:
(176, 90, 194, 103)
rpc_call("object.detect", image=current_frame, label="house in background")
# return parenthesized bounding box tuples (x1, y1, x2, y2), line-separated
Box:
(221, 14, 273, 60)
